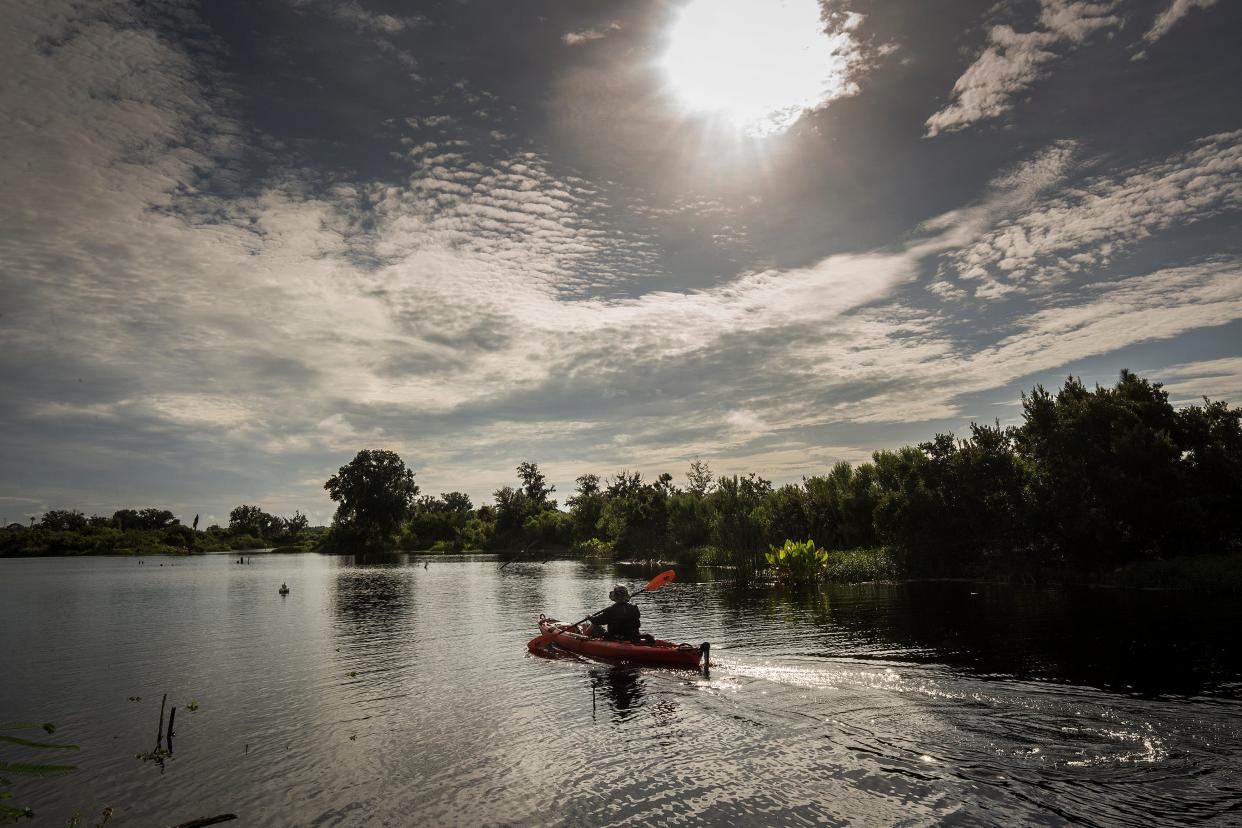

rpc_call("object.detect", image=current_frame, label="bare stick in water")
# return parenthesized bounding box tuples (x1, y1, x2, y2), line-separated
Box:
(156, 694, 167, 746)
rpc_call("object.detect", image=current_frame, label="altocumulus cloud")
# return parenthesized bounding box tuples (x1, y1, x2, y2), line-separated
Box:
(2, 0, 1242, 517)
(926, 0, 1121, 136)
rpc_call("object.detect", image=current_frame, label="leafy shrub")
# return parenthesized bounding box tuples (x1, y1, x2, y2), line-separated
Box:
(571, 538, 613, 558)
(522, 509, 572, 547)
(823, 547, 899, 582)
(161, 525, 195, 549)
(396, 524, 421, 551)
(673, 544, 700, 567)
(455, 516, 493, 551)
(765, 539, 828, 584)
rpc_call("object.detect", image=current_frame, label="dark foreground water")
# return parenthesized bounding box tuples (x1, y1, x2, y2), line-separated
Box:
(2, 554, 1241, 826)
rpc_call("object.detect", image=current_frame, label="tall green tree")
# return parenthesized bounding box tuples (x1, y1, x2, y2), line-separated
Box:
(803, 461, 878, 551)
(516, 461, 557, 511)
(137, 508, 178, 530)
(711, 473, 771, 581)
(229, 505, 268, 538)
(410, 494, 472, 546)
(599, 471, 670, 557)
(755, 484, 809, 549)
(441, 491, 473, 513)
(285, 510, 309, 540)
(324, 449, 420, 547)
(566, 473, 606, 544)
(686, 459, 715, 496)
(1015, 371, 1183, 568)
(870, 446, 945, 574)
(492, 486, 535, 547)
(1176, 398, 1242, 551)
(40, 510, 87, 532)
(666, 491, 713, 549)
(112, 508, 177, 531)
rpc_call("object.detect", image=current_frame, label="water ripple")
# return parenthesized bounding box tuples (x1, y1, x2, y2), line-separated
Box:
(2, 555, 1240, 825)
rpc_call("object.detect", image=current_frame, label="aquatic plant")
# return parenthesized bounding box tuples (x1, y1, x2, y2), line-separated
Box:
(822, 547, 899, 583)
(135, 747, 171, 769)
(765, 539, 829, 585)
(64, 806, 113, 828)
(0, 722, 79, 824)
(571, 538, 613, 558)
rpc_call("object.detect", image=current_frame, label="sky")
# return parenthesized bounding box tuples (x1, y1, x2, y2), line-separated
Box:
(1, 0, 1240, 527)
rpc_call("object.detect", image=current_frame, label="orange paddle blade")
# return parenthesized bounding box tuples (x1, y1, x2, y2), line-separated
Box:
(642, 569, 675, 592)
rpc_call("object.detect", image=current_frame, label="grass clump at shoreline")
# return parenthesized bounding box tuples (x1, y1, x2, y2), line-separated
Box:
(824, 547, 899, 583)
(1103, 553, 1242, 594)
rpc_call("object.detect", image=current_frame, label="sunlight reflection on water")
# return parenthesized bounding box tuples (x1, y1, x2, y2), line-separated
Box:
(1, 554, 1240, 826)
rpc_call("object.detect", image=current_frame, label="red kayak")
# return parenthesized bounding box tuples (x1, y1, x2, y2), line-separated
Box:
(530, 616, 708, 669)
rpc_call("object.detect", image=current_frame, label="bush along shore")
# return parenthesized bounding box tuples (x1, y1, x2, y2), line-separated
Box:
(8, 371, 1241, 591)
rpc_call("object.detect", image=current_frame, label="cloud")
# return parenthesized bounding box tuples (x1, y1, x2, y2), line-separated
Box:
(783, 258, 1242, 428)
(285, 0, 422, 70)
(3, 1, 1240, 518)
(3, 1, 900, 481)
(288, 0, 423, 34)
(972, 260, 1242, 379)
(1147, 356, 1242, 405)
(562, 23, 620, 46)
(1140, 0, 1219, 46)
(331, 1, 419, 34)
(926, 0, 1120, 136)
(941, 130, 1242, 297)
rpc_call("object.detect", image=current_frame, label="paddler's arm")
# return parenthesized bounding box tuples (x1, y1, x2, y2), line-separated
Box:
(587, 604, 617, 631)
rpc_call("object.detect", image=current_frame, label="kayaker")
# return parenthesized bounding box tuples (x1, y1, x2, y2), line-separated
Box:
(586, 585, 653, 644)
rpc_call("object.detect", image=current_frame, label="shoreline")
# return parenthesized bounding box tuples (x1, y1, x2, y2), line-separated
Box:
(4, 546, 1239, 594)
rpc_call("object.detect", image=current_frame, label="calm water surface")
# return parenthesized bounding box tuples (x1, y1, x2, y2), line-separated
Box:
(2, 553, 1240, 826)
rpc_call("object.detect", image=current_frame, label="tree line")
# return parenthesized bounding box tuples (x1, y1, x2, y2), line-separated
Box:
(1, 503, 318, 556)
(8, 370, 1239, 581)
(321, 370, 1241, 583)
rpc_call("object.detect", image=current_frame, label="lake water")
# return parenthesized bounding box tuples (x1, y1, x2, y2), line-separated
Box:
(2, 553, 1241, 826)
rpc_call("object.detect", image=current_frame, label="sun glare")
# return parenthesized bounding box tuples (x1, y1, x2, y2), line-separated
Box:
(659, 0, 859, 137)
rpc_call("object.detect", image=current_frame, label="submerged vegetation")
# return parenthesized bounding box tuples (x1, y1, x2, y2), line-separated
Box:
(6, 371, 1240, 589)
(0, 722, 78, 824)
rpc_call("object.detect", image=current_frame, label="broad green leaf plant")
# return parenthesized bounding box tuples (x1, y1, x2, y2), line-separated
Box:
(765, 539, 829, 584)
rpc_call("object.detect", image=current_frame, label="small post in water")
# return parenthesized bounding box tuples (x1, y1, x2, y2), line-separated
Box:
(157, 693, 167, 745)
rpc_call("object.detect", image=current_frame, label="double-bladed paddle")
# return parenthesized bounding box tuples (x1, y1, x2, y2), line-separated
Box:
(527, 569, 676, 652)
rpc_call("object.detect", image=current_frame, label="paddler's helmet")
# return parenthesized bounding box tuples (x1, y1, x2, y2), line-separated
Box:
(609, 584, 630, 602)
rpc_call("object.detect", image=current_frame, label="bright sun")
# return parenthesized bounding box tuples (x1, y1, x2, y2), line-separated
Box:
(660, 0, 858, 137)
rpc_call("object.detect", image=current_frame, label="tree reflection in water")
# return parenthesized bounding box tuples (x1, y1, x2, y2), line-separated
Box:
(331, 556, 417, 701)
